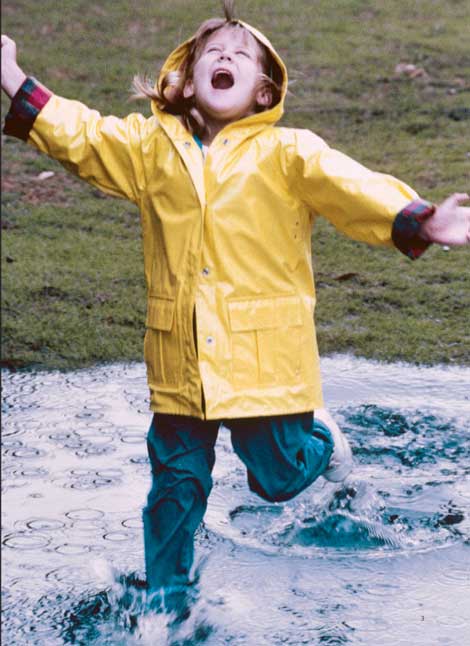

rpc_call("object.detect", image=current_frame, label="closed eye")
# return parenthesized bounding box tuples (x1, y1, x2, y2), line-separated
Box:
(236, 50, 250, 58)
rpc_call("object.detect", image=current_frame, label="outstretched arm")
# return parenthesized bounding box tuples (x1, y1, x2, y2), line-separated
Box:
(285, 130, 469, 260)
(2, 35, 150, 203)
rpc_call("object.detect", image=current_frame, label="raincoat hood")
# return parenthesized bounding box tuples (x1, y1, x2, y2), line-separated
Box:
(151, 19, 288, 128)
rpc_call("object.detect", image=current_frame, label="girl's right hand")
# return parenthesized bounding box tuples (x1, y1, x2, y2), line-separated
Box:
(1, 35, 26, 98)
(2, 34, 17, 60)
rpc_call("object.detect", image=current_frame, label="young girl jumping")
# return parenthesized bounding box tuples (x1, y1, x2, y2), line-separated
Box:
(2, 0, 469, 606)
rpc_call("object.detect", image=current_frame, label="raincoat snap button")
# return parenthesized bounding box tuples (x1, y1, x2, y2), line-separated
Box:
(202, 267, 210, 276)
(223, 139, 229, 145)
(206, 336, 214, 345)
(184, 141, 191, 148)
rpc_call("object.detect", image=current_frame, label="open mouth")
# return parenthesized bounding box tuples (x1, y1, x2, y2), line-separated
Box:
(211, 69, 235, 90)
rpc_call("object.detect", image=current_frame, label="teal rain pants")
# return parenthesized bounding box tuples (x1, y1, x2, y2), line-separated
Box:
(143, 412, 333, 592)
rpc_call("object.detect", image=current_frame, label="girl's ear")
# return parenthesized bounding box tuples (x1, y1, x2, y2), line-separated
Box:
(183, 79, 194, 99)
(256, 86, 272, 108)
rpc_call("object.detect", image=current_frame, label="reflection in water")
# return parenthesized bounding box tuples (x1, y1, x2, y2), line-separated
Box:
(1, 355, 470, 645)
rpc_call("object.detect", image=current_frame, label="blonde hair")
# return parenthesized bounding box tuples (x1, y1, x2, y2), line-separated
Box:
(131, 0, 282, 138)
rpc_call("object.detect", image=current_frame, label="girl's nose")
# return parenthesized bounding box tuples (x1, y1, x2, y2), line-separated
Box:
(218, 52, 232, 62)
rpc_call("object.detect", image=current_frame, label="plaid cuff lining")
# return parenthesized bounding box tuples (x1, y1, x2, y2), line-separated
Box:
(3, 77, 52, 142)
(392, 199, 435, 260)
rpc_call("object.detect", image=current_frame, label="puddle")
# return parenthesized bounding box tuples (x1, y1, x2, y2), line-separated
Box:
(2, 355, 470, 645)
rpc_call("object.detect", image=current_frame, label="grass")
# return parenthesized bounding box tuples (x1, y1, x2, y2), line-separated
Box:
(2, 0, 470, 370)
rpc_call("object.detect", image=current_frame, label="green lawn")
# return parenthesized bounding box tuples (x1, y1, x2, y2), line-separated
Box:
(2, 0, 469, 369)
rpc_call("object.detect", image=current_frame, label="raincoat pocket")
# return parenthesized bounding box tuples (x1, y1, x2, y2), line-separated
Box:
(228, 295, 303, 388)
(144, 296, 181, 389)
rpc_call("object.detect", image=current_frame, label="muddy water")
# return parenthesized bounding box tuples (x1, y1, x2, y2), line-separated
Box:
(2, 355, 469, 645)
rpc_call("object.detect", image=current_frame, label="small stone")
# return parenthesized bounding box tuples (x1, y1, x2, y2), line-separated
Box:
(36, 171, 55, 181)
(394, 63, 429, 80)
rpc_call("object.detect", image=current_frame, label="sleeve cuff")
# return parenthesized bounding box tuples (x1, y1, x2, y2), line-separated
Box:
(392, 199, 436, 260)
(3, 77, 52, 141)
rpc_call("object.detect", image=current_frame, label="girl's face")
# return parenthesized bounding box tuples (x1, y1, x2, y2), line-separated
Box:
(184, 26, 272, 130)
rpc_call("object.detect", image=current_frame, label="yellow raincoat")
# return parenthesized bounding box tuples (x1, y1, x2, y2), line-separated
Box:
(27, 22, 417, 419)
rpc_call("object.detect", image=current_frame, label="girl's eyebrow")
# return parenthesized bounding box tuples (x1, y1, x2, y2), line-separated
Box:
(205, 42, 256, 57)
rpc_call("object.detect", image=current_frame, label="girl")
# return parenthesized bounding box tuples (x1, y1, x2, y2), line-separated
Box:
(2, 0, 469, 605)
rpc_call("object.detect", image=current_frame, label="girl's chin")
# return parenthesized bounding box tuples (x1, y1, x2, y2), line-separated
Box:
(202, 101, 252, 121)
(205, 96, 238, 110)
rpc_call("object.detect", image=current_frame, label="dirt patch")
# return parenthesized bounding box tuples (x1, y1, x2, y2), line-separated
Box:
(2, 165, 88, 206)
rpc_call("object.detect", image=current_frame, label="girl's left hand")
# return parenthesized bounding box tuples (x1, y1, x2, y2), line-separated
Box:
(421, 193, 470, 245)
